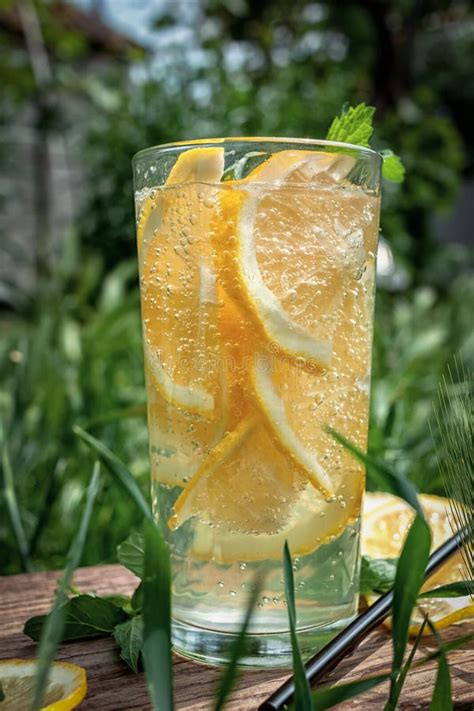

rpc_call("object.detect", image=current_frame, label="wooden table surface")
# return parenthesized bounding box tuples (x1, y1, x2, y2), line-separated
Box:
(0, 565, 472, 710)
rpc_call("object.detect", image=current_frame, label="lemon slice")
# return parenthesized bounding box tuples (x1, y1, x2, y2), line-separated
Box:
(215, 150, 378, 369)
(169, 412, 363, 563)
(251, 353, 334, 497)
(0, 659, 86, 710)
(362, 492, 474, 635)
(139, 146, 224, 416)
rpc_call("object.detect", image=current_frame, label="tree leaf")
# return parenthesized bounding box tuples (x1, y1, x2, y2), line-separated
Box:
(117, 531, 145, 578)
(283, 541, 314, 711)
(113, 615, 144, 673)
(24, 594, 128, 642)
(326, 428, 425, 519)
(386, 516, 431, 709)
(213, 577, 263, 711)
(359, 556, 397, 595)
(32, 463, 101, 711)
(308, 674, 390, 709)
(142, 519, 173, 711)
(419, 581, 474, 598)
(380, 150, 405, 183)
(73, 426, 152, 521)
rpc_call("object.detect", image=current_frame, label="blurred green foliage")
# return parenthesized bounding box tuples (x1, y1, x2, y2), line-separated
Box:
(0, 0, 473, 574)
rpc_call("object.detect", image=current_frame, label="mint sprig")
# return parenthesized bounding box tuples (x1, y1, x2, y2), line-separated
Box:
(326, 103, 405, 183)
(326, 103, 375, 147)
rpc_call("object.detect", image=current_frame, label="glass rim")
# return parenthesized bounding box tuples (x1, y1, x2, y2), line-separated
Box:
(132, 136, 382, 166)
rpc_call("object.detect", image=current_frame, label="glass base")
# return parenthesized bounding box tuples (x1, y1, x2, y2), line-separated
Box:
(172, 613, 355, 669)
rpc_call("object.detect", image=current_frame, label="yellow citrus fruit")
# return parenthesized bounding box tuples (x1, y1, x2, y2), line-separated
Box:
(138, 148, 229, 486)
(362, 492, 474, 635)
(0, 659, 86, 710)
(169, 411, 363, 563)
(139, 147, 224, 416)
(213, 150, 377, 370)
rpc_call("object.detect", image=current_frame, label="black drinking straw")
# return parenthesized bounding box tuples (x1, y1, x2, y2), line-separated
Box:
(259, 524, 471, 711)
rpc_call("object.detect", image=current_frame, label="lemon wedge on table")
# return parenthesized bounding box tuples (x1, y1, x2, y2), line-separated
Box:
(0, 659, 86, 710)
(362, 492, 474, 635)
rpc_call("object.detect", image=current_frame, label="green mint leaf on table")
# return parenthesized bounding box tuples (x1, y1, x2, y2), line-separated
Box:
(283, 541, 314, 711)
(326, 103, 375, 147)
(74, 426, 152, 522)
(213, 577, 263, 711)
(142, 518, 174, 711)
(113, 615, 144, 673)
(24, 595, 128, 642)
(419, 581, 474, 599)
(0, 683, 4, 702)
(309, 674, 390, 709)
(385, 515, 431, 710)
(32, 463, 101, 711)
(326, 103, 404, 183)
(380, 150, 405, 183)
(359, 556, 397, 595)
(117, 531, 145, 578)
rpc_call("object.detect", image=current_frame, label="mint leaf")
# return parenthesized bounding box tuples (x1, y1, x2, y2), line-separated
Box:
(326, 103, 405, 183)
(326, 103, 375, 147)
(113, 615, 144, 673)
(117, 531, 144, 578)
(381, 150, 405, 182)
(131, 582, 143, 611)
(359, 556, 397, 595)
(24, 594, 128, 642)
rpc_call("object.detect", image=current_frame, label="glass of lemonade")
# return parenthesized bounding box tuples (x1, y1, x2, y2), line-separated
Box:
(132, 138, 381, 667)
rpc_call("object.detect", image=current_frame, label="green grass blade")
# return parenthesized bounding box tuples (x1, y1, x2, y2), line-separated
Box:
(213, 577, 263, 711)
(326, 428, 424, 519)
(283, 541, 314, 711)
(432, 359, 473, 589)
(74, 425, 151, 521)
(308, 674, 390, 709)
(386, 618, 427, 709)
(32, 463, 101, 710)
(419, 581, 474, 598)
(386, 516, 431, 709)
(425, 618, 453, 711)
(1, 428, 32, 572)
(413, 632, 474, 669)
(142, 518, 173, 711)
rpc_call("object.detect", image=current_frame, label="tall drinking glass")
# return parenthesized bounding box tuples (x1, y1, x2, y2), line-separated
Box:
(132, 139, 381, 667)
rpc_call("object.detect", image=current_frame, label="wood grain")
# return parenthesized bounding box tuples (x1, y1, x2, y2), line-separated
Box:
(0, 565, 472, 710)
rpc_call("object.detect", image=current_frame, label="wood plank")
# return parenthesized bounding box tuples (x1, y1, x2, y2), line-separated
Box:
(0, 565, 472, 709)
